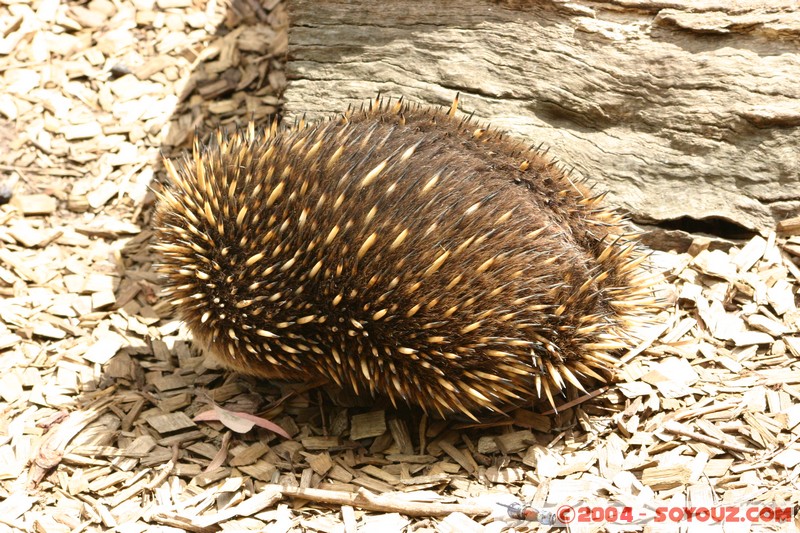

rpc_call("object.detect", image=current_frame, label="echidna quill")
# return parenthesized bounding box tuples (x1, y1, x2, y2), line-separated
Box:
(153, 96, 660, 418)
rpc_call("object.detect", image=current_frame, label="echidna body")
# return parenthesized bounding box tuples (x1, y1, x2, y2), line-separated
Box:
(154, 97, 658, 417)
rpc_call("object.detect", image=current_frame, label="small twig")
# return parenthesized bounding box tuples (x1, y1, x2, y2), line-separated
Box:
(35, 230, 64, 248)
(663, 421, 754, 454)
(160, 483, 496, 530)
(282, 485, 494, 517)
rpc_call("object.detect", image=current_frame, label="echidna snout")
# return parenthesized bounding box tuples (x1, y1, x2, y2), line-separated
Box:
(153, 96, 659, 417)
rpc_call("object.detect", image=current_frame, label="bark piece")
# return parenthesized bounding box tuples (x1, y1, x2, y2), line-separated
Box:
(286, 0, 800, 237)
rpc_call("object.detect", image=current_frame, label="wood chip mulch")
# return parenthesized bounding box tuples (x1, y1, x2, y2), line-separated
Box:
(1, 0, 800, 531)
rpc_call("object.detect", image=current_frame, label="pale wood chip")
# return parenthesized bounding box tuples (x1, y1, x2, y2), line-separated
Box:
(91, 290, 117, 310)
(0, 333, 22, 350)
(328, 464, 355, 484)
(353, 474, 394, 494)
(387, 418, 414, 455)
(229, 441, 271, 467)
(147, 412, 196, 434)
(777, 215, 800, 235)
(87, 182, 119, 210)
(152, 373, 190, 392)
(301, 436, 340, 450)
(494, 430, 535, 455)
(485, 466, 525, 484)
(238, 460, 279, 482)
(733, 235, 768, 271)
(10, 194, 57, 216)
(83, 333, 125, 364)
(304, 451, 334, 476)
(703, 458, 734, 477)
(693, 249, 737, 280)
(33, 322, 67, 339)
(341, 505, 357, 533)
(350, 410, 386, 441)
(786, 336, 800, 358)
(617, 381, 654, 398)
(0, 493, 36, 522)
(62, 122, 103, 140)
(397, 472, 450, 487)
(746, 313, 789, 337)
(193, 486, 283, 527)
(731, 330, 774, 347)
(641, 464, 692, 491)
(772, 448, 800, 468)
(360, 464, 400, 485)
(767, 279, 796, 315)
(521, 447, 560, 477)
(438, 441, 477, 475)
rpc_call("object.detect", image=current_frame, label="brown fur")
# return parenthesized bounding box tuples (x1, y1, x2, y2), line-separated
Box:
(154, 97, 659, 417)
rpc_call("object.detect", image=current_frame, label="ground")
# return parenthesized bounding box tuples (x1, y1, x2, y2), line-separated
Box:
(0, 0, 799, 532)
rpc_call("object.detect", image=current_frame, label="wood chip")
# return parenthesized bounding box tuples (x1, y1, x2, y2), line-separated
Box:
(10, 194, 57, 216)
(731, 330, 774, 346)
(62, 122, 103, 140)
(195, 486, 283, 527)
(777, 215, 800, 235)
(350, 410, 386, 441)
(733, 235, 767, 271)
(83, 333, 125, 364)
(147, 412, 196, 434)
(641, 464, 692, 490)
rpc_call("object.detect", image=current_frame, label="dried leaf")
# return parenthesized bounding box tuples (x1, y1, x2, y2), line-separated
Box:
(194, 406, 291, 439)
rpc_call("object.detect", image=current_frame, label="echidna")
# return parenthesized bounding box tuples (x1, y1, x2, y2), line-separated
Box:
(153, 96, 659, 418)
